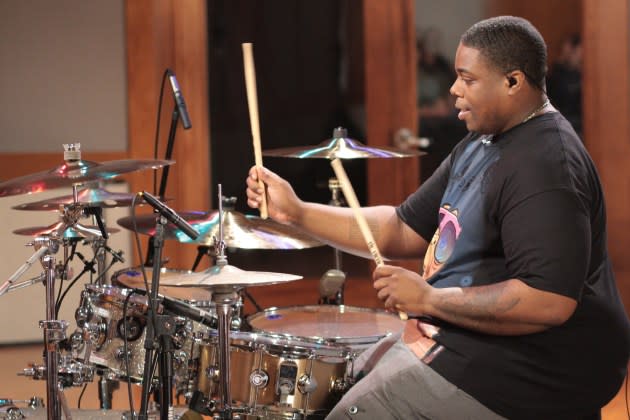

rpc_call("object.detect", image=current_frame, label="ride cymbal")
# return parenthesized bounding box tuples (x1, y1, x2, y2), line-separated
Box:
(262, 127, 424, 159)
(159, 264, 302, 288)
(117, 208, 323, 250)
(113, 267, 213, 302)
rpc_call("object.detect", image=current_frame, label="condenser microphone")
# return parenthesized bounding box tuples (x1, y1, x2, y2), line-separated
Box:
(167, 69, 192, 129)
(141, 191, 199, 240)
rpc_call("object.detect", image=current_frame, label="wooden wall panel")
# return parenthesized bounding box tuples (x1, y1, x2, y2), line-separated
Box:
(125, 0, 210, 270)
(582, 0, 630, 284)
(484, 0, 582, 66)
(363, 0, 421, 271)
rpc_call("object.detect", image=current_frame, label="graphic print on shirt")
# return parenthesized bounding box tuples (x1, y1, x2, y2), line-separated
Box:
(423, 204, 462, 280)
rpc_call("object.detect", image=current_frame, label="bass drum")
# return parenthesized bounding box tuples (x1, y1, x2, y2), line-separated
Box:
(195, 305, 405, 419)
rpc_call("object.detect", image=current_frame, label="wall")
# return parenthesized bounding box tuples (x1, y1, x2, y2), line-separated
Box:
(415, 0, 485, 59)
(0, 1, 127, 153)
(0, 1, 130, 343)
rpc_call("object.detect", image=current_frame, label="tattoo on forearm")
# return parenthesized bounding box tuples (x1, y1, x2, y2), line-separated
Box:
(441, 282, 520, 324)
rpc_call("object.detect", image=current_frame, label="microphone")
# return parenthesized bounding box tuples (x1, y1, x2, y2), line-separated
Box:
(167, 69, 192, 129)
(104, 245, 125, 264)
(141, 191, 199, 240)
(319, 269, 346, 303)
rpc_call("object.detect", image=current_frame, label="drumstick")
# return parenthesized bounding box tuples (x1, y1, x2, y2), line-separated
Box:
(242, 42, 268, 219)
(330, 158, 408, 321)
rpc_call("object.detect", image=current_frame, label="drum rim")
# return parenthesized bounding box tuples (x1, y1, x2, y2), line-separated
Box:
(246, 304, 402, 346)
(84, 283, 149, 306)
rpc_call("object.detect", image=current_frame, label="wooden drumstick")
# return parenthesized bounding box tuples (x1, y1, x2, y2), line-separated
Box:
(330, 158, 408, 321)
(242, 42, 268, 219)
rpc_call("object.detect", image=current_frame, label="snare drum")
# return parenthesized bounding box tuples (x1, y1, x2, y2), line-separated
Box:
(195, 305, 404, 418)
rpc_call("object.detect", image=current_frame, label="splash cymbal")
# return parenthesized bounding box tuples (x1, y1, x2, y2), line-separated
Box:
(117, 208, 323, 250)
(13, 222, 119, 239)
(262, 127, 424, 159)
(159, 264, 302, 289)
(12, 187, 149, 211)
(0, 158, 173, 198)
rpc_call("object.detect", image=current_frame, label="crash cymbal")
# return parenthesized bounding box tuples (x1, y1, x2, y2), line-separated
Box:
(262, 127, 424, 159)
(113, 267, 213, 302)
(13, 222, 119, 239)
(160, 264, 302, 288)
(117, 207, 323, 250)
(0, 158, 173, 198)
(12, 187, 149, 211)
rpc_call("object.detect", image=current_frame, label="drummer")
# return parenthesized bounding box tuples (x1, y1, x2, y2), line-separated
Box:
(246, 16, 630, 420)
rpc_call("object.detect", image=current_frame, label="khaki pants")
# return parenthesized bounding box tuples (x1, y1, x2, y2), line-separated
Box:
(326, 333, 506, 420)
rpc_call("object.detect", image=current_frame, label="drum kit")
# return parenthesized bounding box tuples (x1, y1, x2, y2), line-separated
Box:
(0, 129, 420, 420)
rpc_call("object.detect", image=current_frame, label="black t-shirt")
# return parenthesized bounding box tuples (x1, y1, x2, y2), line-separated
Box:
(397, 112, 630, 419)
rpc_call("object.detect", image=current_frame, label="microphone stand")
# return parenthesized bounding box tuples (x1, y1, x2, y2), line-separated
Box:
(144, 102, 183, 267)
(138, 214, 177, 420)
(320, 178, 347, 304)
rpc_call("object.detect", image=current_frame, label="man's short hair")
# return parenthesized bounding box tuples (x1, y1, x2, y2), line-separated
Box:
(461, 16, 547, 91)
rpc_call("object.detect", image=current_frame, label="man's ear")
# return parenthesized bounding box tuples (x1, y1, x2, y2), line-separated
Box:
(505, 71, 526, 92)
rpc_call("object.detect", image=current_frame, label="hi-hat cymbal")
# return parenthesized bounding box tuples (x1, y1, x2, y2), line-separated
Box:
(13, 222, 119, 239)
(159, 264, 302, 289)
(12, 187, 148, 211)
(262, 127, 424, 159)
(117, 209, 323, 250)
(0, 158, 173, 198)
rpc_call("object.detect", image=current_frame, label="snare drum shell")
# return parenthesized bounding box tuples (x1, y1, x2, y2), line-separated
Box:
(196, 338, 346, 414)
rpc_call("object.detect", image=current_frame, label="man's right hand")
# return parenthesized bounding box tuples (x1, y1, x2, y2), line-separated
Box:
(245, 165, 303, 225)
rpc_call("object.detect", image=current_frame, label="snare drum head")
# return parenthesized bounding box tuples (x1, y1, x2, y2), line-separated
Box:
(247, 305, 404, 348)
(112, 266, 213, 302)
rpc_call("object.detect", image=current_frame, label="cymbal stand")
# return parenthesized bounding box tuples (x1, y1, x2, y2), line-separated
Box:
(188, 185, 248, 419)
(319, 177, 347, 305)
(0, 237, 69, 419)
(138, 214, 177, 420)
(38, 236, 76, 420)
(210, 185, 246, 419)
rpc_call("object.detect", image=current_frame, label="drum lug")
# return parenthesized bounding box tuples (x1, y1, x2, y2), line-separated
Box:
(249, 368, 269, 388)
(297, 374, 318, 394)
(114, 346, 133, 362)
(331, 377, 350, 394)
(69, 329, 84, 352)
(206, 365, 220, 383)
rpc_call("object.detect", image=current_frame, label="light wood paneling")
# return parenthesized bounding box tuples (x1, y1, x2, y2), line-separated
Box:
(0, 151, 127, 180)
(363, 0, 422, 272)
(125, 0, 211, 271)
(582, 0, 630, 312)
(484, 0, 582, 66)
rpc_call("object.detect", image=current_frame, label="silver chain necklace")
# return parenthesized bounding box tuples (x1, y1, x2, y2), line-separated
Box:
(522, 98, 550, 124)
(482, 98, 550, 146)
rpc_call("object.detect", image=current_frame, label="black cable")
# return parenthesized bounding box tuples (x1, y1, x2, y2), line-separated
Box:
(131, 195, 158, 332)
(54, 249, 75, 312)
(153, 69, 170, 196)
(131, 193, 162, 414)
(123, 290, 137, 420)
(76, 383, 88, 409)
(55, 266, 89, 318)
